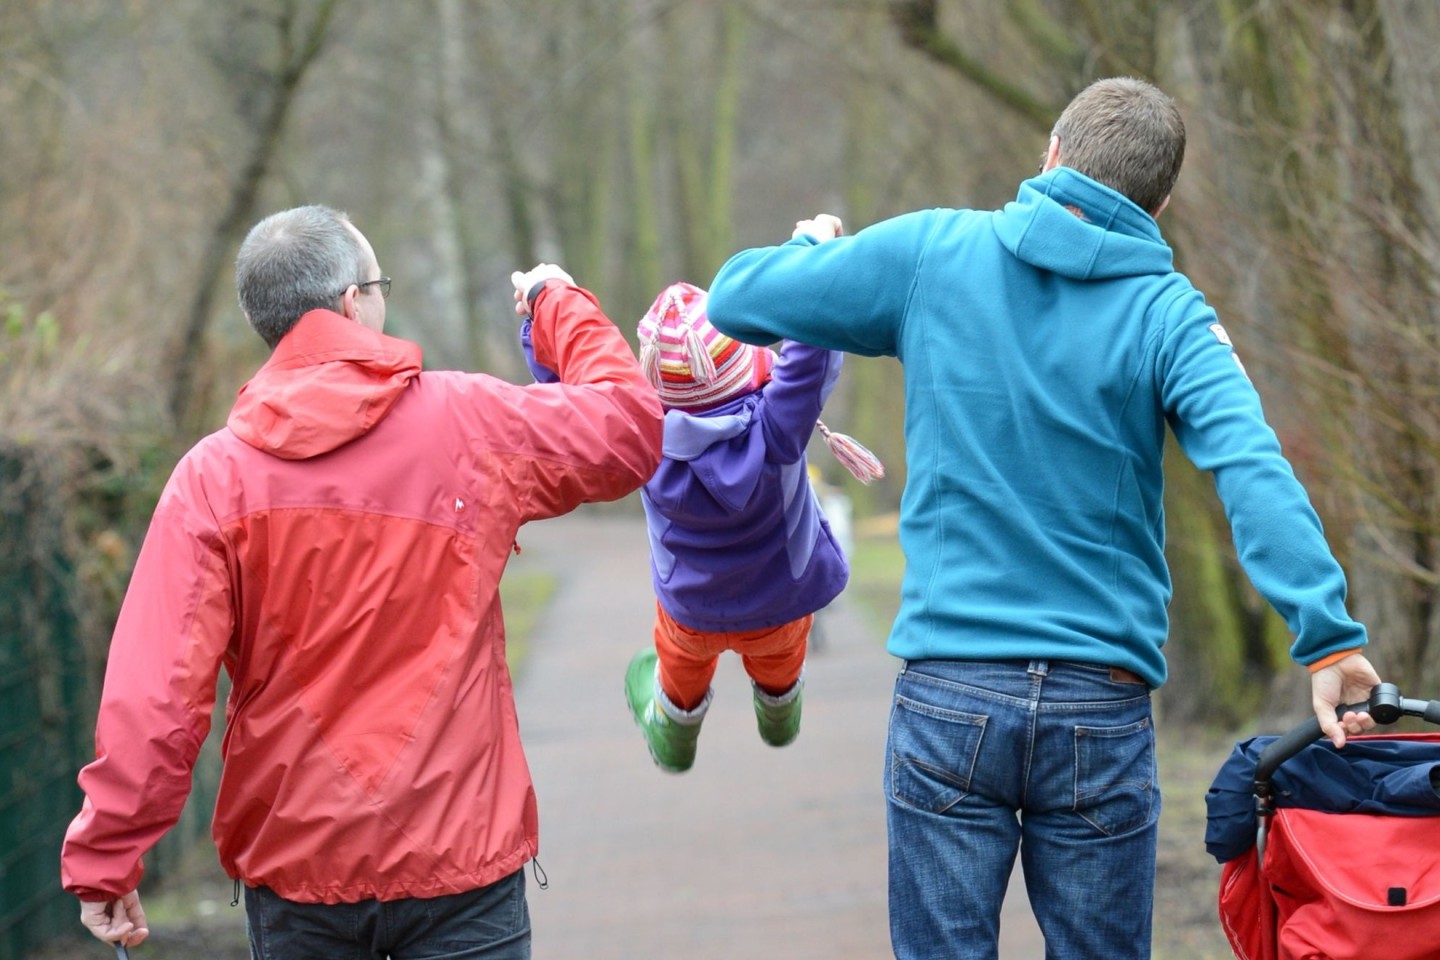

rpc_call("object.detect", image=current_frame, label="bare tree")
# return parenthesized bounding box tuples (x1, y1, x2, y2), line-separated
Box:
(167, 0, 347, 430)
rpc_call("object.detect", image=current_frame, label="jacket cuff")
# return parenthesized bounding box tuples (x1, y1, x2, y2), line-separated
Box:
(526, 279, 550, 311)
(1306, 648, 1363, 672)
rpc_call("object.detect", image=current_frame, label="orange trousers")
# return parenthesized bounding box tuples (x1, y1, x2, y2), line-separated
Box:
(652, 602, 810, 711)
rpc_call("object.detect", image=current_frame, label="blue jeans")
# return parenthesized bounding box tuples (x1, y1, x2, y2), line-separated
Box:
(245, 868, 531, 959)
(885, 659, 1158, 960)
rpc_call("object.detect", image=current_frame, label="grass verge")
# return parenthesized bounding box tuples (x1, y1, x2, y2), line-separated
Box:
(499, 568, 558, 675)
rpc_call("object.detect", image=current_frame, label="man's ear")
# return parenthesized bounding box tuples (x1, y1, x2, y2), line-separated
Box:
(1042, 135, 1061, 172)
(1152, 194, 1171, 218)
(338, 284, 359, 321)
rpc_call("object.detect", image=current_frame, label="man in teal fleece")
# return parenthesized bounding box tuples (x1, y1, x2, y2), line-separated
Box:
(705, 77, 1381, 960)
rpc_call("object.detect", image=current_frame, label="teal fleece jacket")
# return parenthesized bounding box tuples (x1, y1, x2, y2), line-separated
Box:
(706, 168, 1366, 687)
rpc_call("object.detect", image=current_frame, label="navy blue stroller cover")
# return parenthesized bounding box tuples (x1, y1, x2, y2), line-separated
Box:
(1205, 734, 1440, 863)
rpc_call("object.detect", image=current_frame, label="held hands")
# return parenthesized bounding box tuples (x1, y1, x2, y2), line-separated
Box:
(1312, 652, 1382, 748)
(79, 891, 149, 947)
(792, 214, 844, 242)
(511, 264, 575, 318)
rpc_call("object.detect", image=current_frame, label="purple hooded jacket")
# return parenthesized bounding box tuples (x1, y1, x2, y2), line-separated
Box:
(639, 339, 850, 632)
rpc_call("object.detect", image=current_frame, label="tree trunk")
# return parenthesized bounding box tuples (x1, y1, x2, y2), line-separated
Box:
(167, 0, 344, 431)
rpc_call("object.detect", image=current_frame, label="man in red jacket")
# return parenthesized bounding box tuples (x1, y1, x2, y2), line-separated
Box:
(60, 205, 663, 958)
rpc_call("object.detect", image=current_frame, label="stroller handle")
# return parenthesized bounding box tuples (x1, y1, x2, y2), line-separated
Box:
(1253, 682, 1440, 801)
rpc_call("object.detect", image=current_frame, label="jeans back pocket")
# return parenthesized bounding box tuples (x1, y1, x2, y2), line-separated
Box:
(887, 694, 988, 814)
(1073, 716, 1155, 836)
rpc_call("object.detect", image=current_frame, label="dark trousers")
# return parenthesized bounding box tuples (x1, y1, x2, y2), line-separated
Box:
(245, 868, 530, 960)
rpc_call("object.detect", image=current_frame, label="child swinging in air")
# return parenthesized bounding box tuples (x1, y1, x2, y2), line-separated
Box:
(622, 281, 883, 772)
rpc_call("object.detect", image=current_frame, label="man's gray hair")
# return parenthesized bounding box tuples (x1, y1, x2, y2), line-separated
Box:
(235, 205, 366, 348)
(1051, 77, 1185, 215)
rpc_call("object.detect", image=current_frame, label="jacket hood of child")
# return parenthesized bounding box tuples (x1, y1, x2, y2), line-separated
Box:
(704, 167, 1367, 687)
(642, 339, 849, 633)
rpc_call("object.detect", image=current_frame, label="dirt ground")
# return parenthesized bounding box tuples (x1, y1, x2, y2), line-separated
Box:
(1152, 729, 1239, 959)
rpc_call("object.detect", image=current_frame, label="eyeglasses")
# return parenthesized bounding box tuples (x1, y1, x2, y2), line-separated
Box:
(354, 277, 391, 299)
(358, 277, 391, 298)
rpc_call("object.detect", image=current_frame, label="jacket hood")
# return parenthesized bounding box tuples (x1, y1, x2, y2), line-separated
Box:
(991, 168, 1174, 280)
(228, 309, 423, 460)
(659, 399, 766, 511)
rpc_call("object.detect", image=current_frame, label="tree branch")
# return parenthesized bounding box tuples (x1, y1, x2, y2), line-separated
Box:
(888, 0, 1056, 132)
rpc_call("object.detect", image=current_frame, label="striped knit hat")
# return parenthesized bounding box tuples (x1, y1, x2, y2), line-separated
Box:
(637, 282, 886, 485)
(637, 282, 775, 412)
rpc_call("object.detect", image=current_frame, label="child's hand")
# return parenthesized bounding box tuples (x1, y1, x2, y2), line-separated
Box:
(511, 264, 576, 317)
(792, 214, 844, 242)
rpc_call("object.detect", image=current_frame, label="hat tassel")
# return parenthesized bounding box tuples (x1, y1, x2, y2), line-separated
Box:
(639, 340, 662, 389)
(684, 326, 718, 385)
(817, 420, 885, 485)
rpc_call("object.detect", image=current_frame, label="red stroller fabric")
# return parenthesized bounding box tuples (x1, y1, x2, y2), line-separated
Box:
(1221, 809, 1440, 959)
(1216, 733, 1440, 959)
(1218, 847, 1270, 959)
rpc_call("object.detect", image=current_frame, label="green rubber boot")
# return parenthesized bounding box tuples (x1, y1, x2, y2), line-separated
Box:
(753, 675, 803, 748)
(624, 648, 709, 773)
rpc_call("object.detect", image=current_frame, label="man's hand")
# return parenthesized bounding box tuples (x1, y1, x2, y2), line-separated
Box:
(511, 264, 576, 317)
(1312, 652, 1382, 748)
(792, 214, 844, 242)
(79, 892, 149, 947)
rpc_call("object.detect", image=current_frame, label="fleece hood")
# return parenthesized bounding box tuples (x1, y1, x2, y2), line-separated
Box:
(991, 167, 1174, 281)
(657, 399, 767, 512)
(228, 309, 423, 460)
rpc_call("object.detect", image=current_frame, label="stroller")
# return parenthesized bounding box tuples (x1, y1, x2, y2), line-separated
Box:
(1204, 683, 1440, 959)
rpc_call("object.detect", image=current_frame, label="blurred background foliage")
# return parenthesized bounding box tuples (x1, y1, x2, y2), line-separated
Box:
(2, 0, 1437, 953)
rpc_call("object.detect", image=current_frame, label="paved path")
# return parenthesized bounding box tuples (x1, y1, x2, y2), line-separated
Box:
(511, 510, 1045, 959)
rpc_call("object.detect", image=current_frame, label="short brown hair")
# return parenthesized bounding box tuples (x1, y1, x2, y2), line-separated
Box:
(1051, 77, 1185, 215)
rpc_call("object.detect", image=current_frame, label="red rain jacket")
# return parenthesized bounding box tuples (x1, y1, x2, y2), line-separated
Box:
(61, 281, 662, 903)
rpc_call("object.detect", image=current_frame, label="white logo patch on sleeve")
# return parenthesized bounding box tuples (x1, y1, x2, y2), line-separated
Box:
(1208, 323, 1250, 381)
